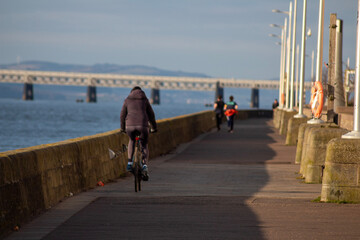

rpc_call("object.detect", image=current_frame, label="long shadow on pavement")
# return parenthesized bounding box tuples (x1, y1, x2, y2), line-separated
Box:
(43, 118, 279, 239)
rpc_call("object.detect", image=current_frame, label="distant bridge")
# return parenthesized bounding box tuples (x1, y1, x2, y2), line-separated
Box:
(0, 69, 312, 106)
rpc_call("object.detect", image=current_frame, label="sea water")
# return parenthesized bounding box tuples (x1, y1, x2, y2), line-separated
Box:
(0, 87, 279, 152)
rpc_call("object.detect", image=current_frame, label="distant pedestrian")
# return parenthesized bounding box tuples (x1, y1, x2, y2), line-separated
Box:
(214, 95, 225, 131)
(224, 96, 238, 133)
(272, 99, 279, 110)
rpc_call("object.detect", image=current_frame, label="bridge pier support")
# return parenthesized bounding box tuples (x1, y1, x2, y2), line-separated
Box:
(22, 83, 34, 100)
(215, 81, 224, 100)
(86, 86, 97, 103)
(150, 88, 160, 105)
(250, 88, 259, 108)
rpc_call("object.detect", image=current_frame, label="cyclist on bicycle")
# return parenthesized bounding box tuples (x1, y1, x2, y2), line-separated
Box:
(120, 86, 157, 180)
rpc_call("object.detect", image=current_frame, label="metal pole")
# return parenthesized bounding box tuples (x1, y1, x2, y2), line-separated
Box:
(311, 50, 315, 82)
(295, 0, 307, 118)
(308, 0, 324, 124)
(295, 44, 300, 107)
(281, 18, 288, 108)
(288, 0, 297, 112)
(279, 28, 285, 108)
(315, 0, 324, 84)
(342, 0, 360, 138)
(286, 2, 293, 110)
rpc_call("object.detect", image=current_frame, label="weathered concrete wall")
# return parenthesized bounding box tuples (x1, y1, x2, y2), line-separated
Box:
(338, 113, 353, 131)
(273, 108, 281, 129)
(301, 106, 327, 122)
(303, 127, 348, 183)
(295, 123, 308, 164)
(0, 130, 129, 237)
(321, 138, 360, 203)
(279, 111, 297, 136)
(295, 123, 329, 166)
(299, 124, 329, 173)
(285, 117, 309, 146)
(277, 109, 285, 130)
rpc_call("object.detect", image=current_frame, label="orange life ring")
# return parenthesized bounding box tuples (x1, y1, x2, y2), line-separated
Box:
(281, 93, 285, 105)
(224, 109, 236, 117)
(310, 81, 324, 119)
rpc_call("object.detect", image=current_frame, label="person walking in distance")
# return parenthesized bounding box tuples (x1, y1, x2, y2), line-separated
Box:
(214, 95, 225, 131)
(272, 99, 279, 110)
(224, 95, 238, 133)
(120, 86, 157, 180)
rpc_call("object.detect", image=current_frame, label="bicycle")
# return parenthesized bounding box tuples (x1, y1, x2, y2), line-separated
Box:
(109, 129, 156, 192)
(131, 133, 146, 192)
(131, 129, 157, 192)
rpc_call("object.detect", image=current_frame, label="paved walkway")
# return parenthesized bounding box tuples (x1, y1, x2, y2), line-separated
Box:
(6, 118, 360, 239)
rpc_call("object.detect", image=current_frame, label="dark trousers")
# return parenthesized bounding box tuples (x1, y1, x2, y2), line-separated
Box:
(126, 126, 149, 165)
(227, 115, 235, 131)
(216, 113, 223, 130)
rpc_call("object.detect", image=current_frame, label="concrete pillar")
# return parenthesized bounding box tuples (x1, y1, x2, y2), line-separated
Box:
(22, 83, 34, 100)
(334, 19, 345, 111)
(86, 86, 97, 103)
(151, 88, 160, 105)
(215, 81, 224, 101)
(327, 13, 337, 122)
(250, 88, 259, 108)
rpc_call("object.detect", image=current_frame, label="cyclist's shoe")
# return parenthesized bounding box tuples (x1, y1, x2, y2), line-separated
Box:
(142, 165, 149, 181)
(126, 162, 133, 172)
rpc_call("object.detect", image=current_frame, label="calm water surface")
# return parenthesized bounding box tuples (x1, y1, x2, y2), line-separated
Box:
(0, 99, 209, 152)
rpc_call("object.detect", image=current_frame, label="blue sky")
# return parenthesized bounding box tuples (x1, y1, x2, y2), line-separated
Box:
(0, 0, 357, 80)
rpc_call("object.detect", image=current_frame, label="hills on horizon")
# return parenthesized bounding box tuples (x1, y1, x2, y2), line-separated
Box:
(0, 60, 210, 78)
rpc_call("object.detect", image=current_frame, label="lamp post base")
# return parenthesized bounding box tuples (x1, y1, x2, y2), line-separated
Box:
(294, 113, 307, 118)
(342, 131, 360, 139)
(307, 118, 324, 124)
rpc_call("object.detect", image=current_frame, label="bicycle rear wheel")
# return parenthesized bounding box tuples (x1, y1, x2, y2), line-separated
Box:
(134, 144, 142, 192)
(134, 163, 141, 192)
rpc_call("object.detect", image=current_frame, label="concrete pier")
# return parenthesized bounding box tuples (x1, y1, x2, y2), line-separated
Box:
(86, 86, 97, 103)
(150, 88, 160, 105)
(250, 88, 259, 108)
(215, 81, 224, 100)
(22, 83, 33, 100)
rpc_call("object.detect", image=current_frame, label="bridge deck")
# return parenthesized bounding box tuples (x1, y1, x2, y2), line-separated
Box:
(6, 119, 360, 240)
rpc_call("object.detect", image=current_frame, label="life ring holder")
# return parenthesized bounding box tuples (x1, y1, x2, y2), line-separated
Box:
(310, 81, 324, 119)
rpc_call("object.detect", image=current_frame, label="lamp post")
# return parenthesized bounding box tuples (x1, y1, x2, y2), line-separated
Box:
(311, 50, 315, 82)
(295, 44, 300, 107)
(270, 19, 287, 109)
(288, 0, 298, 112)
(342, 0, 360, 138)
(308, 0, 325, 124)
(269, 32, 285, 108)
(294, 0, 308, 118)
(273, 2, 292, 110)
(286, 2, 292, 110)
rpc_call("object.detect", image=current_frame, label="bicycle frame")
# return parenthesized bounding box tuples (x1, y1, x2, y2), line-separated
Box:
(133, 136, 143, 192)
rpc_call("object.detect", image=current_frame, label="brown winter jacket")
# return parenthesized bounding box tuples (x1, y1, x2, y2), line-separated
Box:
(120, 89, 157, 130)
